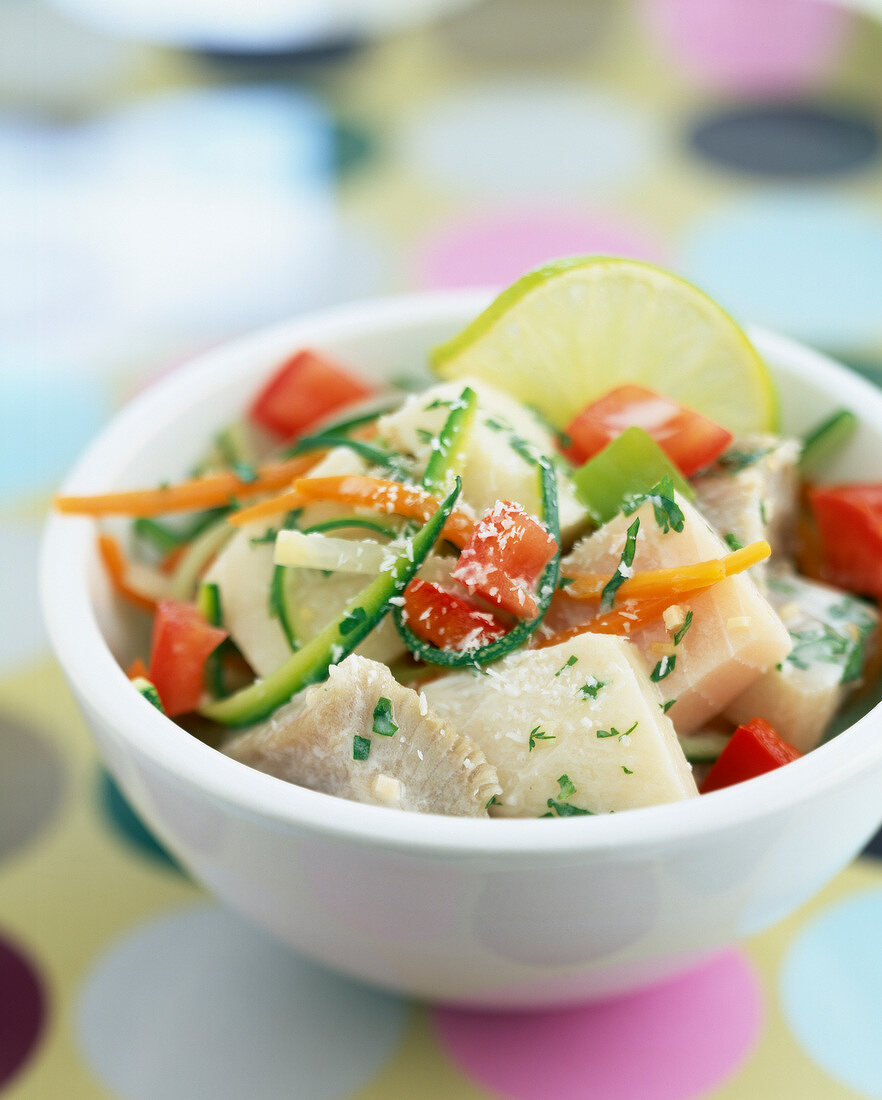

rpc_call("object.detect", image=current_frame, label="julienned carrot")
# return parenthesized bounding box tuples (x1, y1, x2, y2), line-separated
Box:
(97, 535, 164, 613)
(536, 597, 677, 649)
(228, 475, 477, 549)
(560, 541, 771, 602)
(55, 455, 321, 518)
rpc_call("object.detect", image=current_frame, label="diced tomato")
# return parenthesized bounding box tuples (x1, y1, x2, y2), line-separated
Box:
(809, 484, 882, 599)
(563, 384, 733, 476)
(452, 502, 558, 619)
(403, 580, 507, 650)
(249, 349, 375, 440)
(700, 717, 801, 794)
(148, 600, 228, 717)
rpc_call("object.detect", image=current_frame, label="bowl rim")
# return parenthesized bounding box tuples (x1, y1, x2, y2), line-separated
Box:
(41, 288, 882, 857)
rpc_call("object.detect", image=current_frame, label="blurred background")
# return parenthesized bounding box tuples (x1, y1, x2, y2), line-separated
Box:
(1, 2, 882, 1097)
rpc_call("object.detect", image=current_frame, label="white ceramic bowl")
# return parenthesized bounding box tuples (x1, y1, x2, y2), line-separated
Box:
(41, 290, 882, 1008)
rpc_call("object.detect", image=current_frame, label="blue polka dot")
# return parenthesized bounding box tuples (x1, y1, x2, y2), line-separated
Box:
(0, 370, 108, 498)
(679, 194, 882, 348)
(781, 888, 882, 1098)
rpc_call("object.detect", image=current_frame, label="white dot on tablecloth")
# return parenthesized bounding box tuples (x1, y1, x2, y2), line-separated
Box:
(399, 81, 658, 199)
(77, 904, 409, 1100)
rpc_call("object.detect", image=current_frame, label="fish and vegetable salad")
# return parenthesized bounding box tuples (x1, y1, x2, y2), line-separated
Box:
(56, 259, 882, 819)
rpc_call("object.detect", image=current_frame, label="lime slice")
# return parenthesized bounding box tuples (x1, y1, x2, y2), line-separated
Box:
(431, 257, 777, 433)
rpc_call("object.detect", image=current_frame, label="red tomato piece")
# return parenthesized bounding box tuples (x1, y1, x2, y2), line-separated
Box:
(148, 600, 228, 717)
(452, 502, 558, 619)
(249, 349, 375, 440)
(809, 484, 882, 599)
(563, 384, 733, 476)
(403, 580, 507, 650)
(700, 717, 801, 794)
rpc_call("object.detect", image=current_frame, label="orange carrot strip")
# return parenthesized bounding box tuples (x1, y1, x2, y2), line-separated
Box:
(560, 541, 771, 603)
(126, 657, 150, 680)
(229, 475, 477, 549)
(97, 535, 158, 613)
(535, 597, 679, 649)
(55, 455, 320, 518)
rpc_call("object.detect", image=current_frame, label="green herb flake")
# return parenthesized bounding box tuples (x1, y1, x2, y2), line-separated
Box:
(425, 398, 454, 411)
(415, 428, 435, 444)
(622, 766, 633, 775)
(673, 609, 694, 646)
(718, 446, 773, 474)
(528, 725, 555, 750)
(650, 655, 676, 682)
(339, 607, 368, 636)
(485, 795, 500, 809)
(600, 518, 640, 612)
(544, 798, 592, 817)
(372, 697, 399, 736)
(556, 774, 577, 800)
(661, 699, 676, 714)
(578, 675, 606, 700)
(249, 528, 279, 546)
(623, 474, 685, 534)
(759, 499, 769, 525)
(352, 734, 371, 761)
(484, 415, 514, 432)
(596, 720, 638, 740)
(723, 533, 743, 552)
(555, 654, 578, 676)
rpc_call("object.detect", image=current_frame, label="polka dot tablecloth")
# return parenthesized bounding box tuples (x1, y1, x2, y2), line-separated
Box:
(2, 0, 882, 1097)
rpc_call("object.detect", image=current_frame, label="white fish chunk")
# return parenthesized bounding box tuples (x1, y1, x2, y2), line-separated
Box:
(558, 495, 792, 733)
(725, 571, 878, 752)
(224, 655, 501, 816)
(422, 634, 698, 817)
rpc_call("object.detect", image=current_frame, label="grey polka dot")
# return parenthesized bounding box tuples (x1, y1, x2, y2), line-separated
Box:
(689, 103, 879, 178)
(0, 716, 66, 863)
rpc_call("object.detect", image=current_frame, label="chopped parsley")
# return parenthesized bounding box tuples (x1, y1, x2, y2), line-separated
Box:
(372, 697, 398, 736)
(542, 774, 593, 816)
(723, 533, 743, 552)
(555, 655, 578, 676)
(661, 699, 677, 714)
(787, 622, 869, 683)
(484, 415, 514, 432)
(622, 766, 633, 775)
(528, 725, 555, 750)
(415, 428, 435, 444)
(425, 397, 454, 411)
(339, 606, 368, 636)
(352, 735, 371, 761)
(544, 799, 592, 817)
(759, 499, 769, 525)
(600, 517, 640, 612)
(650, 655, 676, 681)
(578, 675, 606, 700)
(717, 446, 773, 473)
(249, 528, 279, 546)
(624, 475, 684, 534)
(673, 609, 694, 646)
(596, 720, 638, 740)
(485, 795, 500, 809)
(556, 774, 577, 799)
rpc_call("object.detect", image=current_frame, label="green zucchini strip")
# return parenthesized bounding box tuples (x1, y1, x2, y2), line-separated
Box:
(200, 478, 463, 727)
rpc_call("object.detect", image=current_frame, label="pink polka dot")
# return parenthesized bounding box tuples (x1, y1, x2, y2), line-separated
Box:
(644, 0, 851, 95)
(434, 949, 762, 1100)
(414, 209, 668, 290)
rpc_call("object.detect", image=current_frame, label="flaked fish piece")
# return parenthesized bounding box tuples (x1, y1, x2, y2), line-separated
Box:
(422, 634, 698, 818)
(558, 495, 792, 733)
(725, 571, 878, 752)
(376, 378, 589, 543)
(693, 434, 801, 566)
(224, 655, 501, 816)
